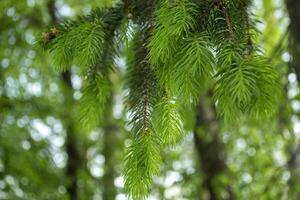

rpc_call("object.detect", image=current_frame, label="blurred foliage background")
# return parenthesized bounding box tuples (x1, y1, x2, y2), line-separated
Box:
(0, 0, 300, 199)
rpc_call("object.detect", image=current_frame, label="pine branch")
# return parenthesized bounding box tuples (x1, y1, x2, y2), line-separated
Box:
(153, 95, 184, 146)
(40, 5, 125, 73)
(148, 0, 197, 66)
(46, 26, 76, 71)
(214, 44, 279, 121)
(123, 29, 161, 199)
(41, 20, 104, 72)
(40, 5, 126, 131)
(210, 1, 280, 121)
(218, 0, 235, 41)
(171, 34, 214, 103)
(37, 1, 282, 198)
(79, 74, 111, 131)
(75, 22, 105, 72)
(124, 130, 161, 200)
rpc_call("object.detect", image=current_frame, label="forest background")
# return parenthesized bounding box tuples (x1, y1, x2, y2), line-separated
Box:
(1, 0, 300, 200)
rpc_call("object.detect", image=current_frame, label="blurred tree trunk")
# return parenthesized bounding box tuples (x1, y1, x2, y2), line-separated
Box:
(47, 1, 81, 199)
(285, 0, 300, 198)
(101, 94, 118, 200)
(286, 0, 300, 78)
(65, 131, 80, 200)
(193, 96, 234, 200)
(61, 71, 81, 200)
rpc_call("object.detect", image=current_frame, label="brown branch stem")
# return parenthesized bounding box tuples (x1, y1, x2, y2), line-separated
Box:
(142, 74, 149, 131)
(219, 1, 235, 41)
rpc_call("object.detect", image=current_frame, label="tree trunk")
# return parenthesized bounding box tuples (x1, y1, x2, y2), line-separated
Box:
(193, 96, 234, 200)
(286, 0, 300, 78)
(285, 0, 300, 198)
(65, 125, 80, 200)
(61, 71, 81, 200)
(102, 94, 119, 200)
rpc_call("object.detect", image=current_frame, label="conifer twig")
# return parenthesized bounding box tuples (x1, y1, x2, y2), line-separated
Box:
(143, 70, 149, 131)
(218, 0, 235, 41)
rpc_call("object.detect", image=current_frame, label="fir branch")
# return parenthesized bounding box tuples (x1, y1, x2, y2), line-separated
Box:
(40, 5, 125, 131)
(153, 95, 184, 146)
(74, 22, 105, 72)
(214, 45, 279, 121)
(142, 77, 149, 131)
(123, 29, 161, 199)
(42, 20, 105, 72)
(40, 5, 125, 73)
(124, 130, 161, 200)
(79, 74, 111, 131)
(148, 0, 197, 66)
(46, 23, 79, 71)
(124, 35, 159, 134)
(210, 0, 280, 121)
(171, 34, 214, 103)
(37, 1, 282, 198)
(247, 56, 280, 118)
(218, 0, 235, 41)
